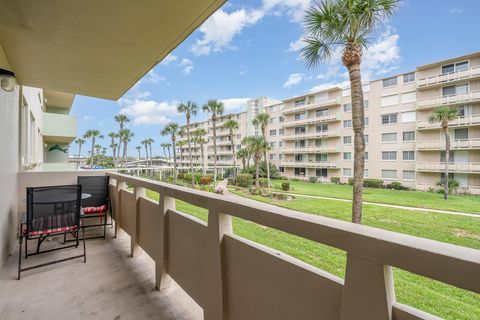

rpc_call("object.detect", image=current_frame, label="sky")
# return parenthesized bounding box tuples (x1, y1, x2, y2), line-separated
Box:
(71, 0, 480, 157)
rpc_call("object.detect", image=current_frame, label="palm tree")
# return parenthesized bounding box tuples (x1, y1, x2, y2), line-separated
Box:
(161, 123, 179, 183)
(83, 130, 102, 167)
(237, 148, 249, 171)
(141, 139, 149, 163)
(160, 143, 168, 159)
(74, 138, 85, 169)
(177, 101, 199, 186)
(253, 113, 271, 193)
(165, 143, 172, 159)
(243, 136, 266, 188)
(177, 140, 187, 167)
(202, 99, 225, 188)
(224, 119, 240, 177)
(193, 128, 207, 175)
(147, 138, 155, 165)
(110, 143, 118, 165)
(136, 146, 141, 159)
(120, 128, 134, 162)
(114, 114, 130, 158)
(301, 0, 398, 224)
(108, 132, 119, 165)
(95, 144, 102, 156)
(428, 106, 459, 200)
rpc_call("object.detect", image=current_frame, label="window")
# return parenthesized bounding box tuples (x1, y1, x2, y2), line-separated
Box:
(364, 134, 369, 144)
(295, 140, 306, 148)
(270, 142, 276, 148)
(343, 136, 352, 144)
(269, 129, 277, 136)
(364, 169, 369, 177)
(279, 141, 284, 148)
(270, 117, 276, 124)
(440, 151, 455, 163)
(343, 152, 352, 160)
(382, 113, 398, 124)
(270, 154, 277, 160)
(279, 128, 285, 135)
(316, 108, 328, 117)
(279, 154, 284, 160)
(454, 128, 468, 140)
(401, 111, 416, 123)
(316, 124, 328, 132)
(316, 168, 328, 178)
(316, 153, 328, 161)
(294, 167, 306, 176)
(343, 120, 352, 128)
(380, 94, 398, 107)
(403, 170, 415, 180)
(316, 139, 326, 147)
(382, 170, 397, 180)
(365, 117, 369, 127)
(382, 76, 397, 87)
(403, 151, 415, 160)
(343, 168, 352, 177)
(295, 154, 305, 162)
(382, 133, 397, 142)
(364, 100, 369, 108)
(237, 134, 242, 139)
(382, 151, 397, 160)
(295, 113, 306, 120)
(442, 84, 468, 96)
(403, 72, 415, 83)
(401, 91, 416, 104)
(295, 126, 306, 134)
(442, 61, 469, 74)
(343, 103, 352, 112)
(294, 99, 306, 106)
(364, 152, 369, 160)
(403, 131, 415, 141)
(279, 116, 285, 123)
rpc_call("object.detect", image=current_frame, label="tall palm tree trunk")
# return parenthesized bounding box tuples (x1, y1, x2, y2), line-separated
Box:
(347, 61, 366, 224)
(187, 118, 194, 186)
(173, 139, 177, 183)
(144, 145, 148, 164)
(261, 128, 271, 194)
(242, 158, 246, 170)
(77, 144, 82, 170)
(90, 138, 95, 167)
(201, 142, 206, 175)
(117, 136, 122, 159)
(444, 126, 450, 200)
(255, 154, 260, 188)
(230, 132, 237, 177)
(213, 115, 218, 188)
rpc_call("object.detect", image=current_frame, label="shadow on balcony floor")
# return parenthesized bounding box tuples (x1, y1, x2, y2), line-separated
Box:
(0, 227, 202, 320)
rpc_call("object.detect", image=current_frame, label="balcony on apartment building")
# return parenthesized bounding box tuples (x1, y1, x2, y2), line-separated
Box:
(416, 161, 480, 173)
(416, 90, 480, 109)
(282, 97, 341, 115)
(283, 145, 341, 154)
(416, 138, 480, 150)
(417, 65, 480, 89)
(417, 114, 480, 129)
(281, 160, 338, 168)
(283, 129, 341, 141)
(282, 112, 342, 128)
(42, 112, 77, 143)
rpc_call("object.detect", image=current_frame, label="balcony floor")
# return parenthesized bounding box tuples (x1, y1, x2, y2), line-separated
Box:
(0, 228, 202, 320)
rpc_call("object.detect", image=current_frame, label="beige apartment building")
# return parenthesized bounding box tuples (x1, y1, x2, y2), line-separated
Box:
(178, 52, 480, 194)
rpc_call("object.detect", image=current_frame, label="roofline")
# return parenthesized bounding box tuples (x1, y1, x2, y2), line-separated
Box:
(416, 51, 480, 71)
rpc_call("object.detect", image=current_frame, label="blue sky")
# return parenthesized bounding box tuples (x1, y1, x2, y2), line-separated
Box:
(71, 0, 480, 156)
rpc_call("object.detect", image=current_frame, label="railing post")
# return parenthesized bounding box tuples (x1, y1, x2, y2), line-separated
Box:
(155, 189, 174, 290)
(131, 186, 145, 257)
(204, 209, 232, 320)
(339, 253, 395, 320)
(115, 180, 127, 237)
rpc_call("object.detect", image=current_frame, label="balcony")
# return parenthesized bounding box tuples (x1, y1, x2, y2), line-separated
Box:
(281, 160, 338, 168)
(283, 146, 341, 154)
(417, 65, 480, 89)
(417, 138, 480, 150)
(282, 98, 341, 115)
(416, 90, 480, 109)
(416, 162, 480, 173)
(283, 113, 341, 128)
(42, 112, 77, 143)
(1, 171, 478, 319)
(417, 114, 480, 129)
(283, 130, 341, 141)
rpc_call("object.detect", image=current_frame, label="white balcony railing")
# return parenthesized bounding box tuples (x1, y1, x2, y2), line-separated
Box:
(417, 65, 480, 89)
(417, 114, 480, 129)
(281, 160, 338, 168)
(416, 162, 480, 173)
(416, 138, 480, 150)
(417, 90, 480, 109)
(283, 146, 340, 154)
(283, 130, 340, 140)
(283, 113, 341, 128)
(283, 97, 341, 115)
(103, 172, 479, 320)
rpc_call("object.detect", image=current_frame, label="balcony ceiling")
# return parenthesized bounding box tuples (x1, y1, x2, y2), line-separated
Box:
(44, 90, 74, 109)
(0, 0, 225, 100)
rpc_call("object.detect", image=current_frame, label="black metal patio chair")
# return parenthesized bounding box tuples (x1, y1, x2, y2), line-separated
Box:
(18, 185, 86, 280)
(77, 175, 113, 239)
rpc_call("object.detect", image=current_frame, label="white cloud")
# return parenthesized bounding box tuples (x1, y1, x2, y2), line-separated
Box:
(262, 0, 311, 23)
(179, 58, 194, 75)
(309, 80, 349, 93)
(220, 98, 251, 113)
(119, 99, 179, 126)
(449, 7, 462, 14)
(143, 69, 166, 83)
(283, 73, 303, 88)
(288, 37, 306, 52)
(161, 53, 178, 65)
(361, 30, 401, 80)
(190, 8, 264, 56)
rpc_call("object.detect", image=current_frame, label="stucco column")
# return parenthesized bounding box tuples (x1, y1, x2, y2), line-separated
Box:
(155, 190, 174, 290)
(115, 180, 127, 237)
(131, 186, 145, 257)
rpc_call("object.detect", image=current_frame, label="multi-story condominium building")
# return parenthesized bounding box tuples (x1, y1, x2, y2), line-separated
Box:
(178, 52, 480, 194)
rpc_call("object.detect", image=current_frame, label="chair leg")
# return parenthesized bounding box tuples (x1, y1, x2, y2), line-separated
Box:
(76, 229, 79, 248)
(63, 231, 67, 244)
(24, 236, 28, 259)
(82, 226, 87, 263)
(18, 235, 23, 280)
(103, 212, 107, 239)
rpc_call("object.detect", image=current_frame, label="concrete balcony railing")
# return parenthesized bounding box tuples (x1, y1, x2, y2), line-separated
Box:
(283, 130, 341, 141)
(417, 114, 480, 129)
(99, 172, 479, 319)
(282, 97, 341, 115)
(417, 90, 480, 109)
(417, 65, 480, 89)
(416, 138, 480, 150)
(283, 146, 341, 154)
(281, 160, 338, 168)
(283, 113, 342, 128)
(42, 112, 77, 143)
(416, 161, 480, 173)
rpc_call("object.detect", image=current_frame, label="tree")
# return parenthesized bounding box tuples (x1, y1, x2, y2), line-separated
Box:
(141, 139, 149, 163)
(161, 123, 179, 183)
(243, 136, 266, 189)
(177, 140, 187, 167)
(114, 114, 130, 158)
(108, 132, 119, 165)
(202, 99, 225, 188)
(237, 148, 249, 171)
(110, 143, 118, 165)
(253, 113, 271, 194)
(178, 101, 199, 186)
(83, 130, 102, 168)
(224, 119, 240, 177)
(301, 0, 398, 224)
(120, 128, 134, 162)
(160, 143, 168, 159)
(428, 106, 458, 200)
(194, 128, 207, 175)
(165, 143, 172, 159)
(74, 138, 85, 169)
(147, 138, 155, 165)
(136, 146, 141, 159)
(95, 144, 102, 156)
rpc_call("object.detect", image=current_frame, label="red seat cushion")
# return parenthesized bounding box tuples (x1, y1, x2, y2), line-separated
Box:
(82, 205, 107, 214)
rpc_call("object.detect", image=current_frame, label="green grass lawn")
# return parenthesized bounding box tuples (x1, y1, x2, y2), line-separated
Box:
(272, 180, 480, 214)
(144, 189, 480, 319)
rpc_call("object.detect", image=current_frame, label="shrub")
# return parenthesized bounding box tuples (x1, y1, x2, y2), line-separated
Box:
(259, 178, 268, 187)
(436, 179, 460, 194)
(199, 175, 213, 185)
(241, 162, 279, 179)
(386, 181, 409, 190)
(227, 177, 236, 186)
(363, 178, 384, 189)
(183, 173, 202, 184)
(166, 176, 174, 184)
(281, 182, 290, 191)
(330, 177, 340, 184)
(177, 173, 185, 180)
(309, 176, 318, 183)
(348, 178, 354, 185)
(236, 174, 253, 188)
